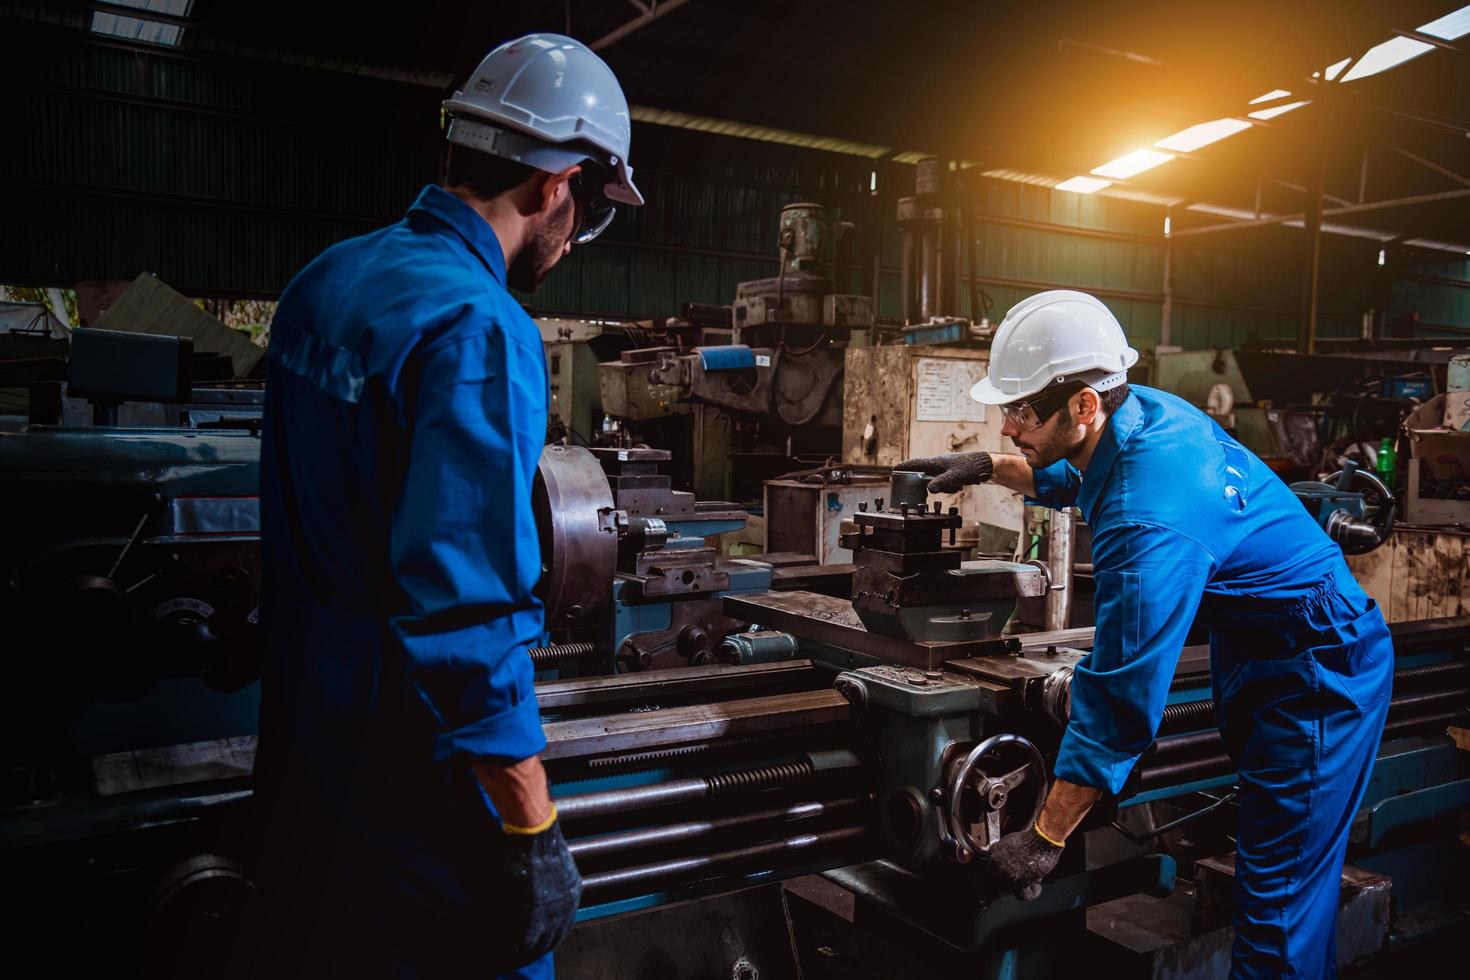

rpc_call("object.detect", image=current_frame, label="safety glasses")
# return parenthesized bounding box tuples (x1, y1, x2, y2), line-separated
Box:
(568, 162, 617, 245)
(1000, 381, 1085, 432)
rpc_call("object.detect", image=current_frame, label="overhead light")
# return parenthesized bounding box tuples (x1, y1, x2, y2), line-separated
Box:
(1055, 176, 1111, 194)
(1163, 215, 1172, 236)
(1324, 57, 1352, 81)
(1378, 249, 1386, 266)
(1249, 100, 1310, 120)
(1419, 4, 1470, 41)
(1155, 118, 1252, 152)
(1091, 148, 1174, 179)
(1340, 37, 1435, 82)
(1249, 89, 1292, 104)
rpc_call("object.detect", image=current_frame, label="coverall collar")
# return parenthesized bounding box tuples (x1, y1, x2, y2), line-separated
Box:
(1075, 387, 1142, 522)
(407, 184, 509, 286)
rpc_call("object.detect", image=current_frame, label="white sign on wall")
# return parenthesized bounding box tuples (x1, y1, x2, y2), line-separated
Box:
(916, 358, 988, 422)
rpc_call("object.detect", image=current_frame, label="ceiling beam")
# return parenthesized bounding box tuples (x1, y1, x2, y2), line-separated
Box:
(591, 0, 696, 52)
(1385, 143, 1470, 189)
(1171, 187, 1470, 239)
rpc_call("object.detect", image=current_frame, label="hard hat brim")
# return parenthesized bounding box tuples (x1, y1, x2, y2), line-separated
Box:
(970, 374, 1024, 406)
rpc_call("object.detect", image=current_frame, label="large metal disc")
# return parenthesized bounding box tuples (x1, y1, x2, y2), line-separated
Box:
(535, 445, 617, 629)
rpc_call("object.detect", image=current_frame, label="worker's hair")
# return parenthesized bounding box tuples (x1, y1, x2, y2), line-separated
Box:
(1056, 382, 1130, 426)
(1098, 383, 1131, 416)
(442, 144, 541, 201)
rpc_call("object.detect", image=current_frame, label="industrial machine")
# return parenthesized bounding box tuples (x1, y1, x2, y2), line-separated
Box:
(538, 469, 1462, 977)
(532, 443, 772, 674)
(3, 348, 1461, 979)
(598, 201, 874, 501)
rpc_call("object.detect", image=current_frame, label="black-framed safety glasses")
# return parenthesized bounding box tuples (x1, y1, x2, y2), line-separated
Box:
(567, 161, 617, 245)
(1000, 380, 1086, 432)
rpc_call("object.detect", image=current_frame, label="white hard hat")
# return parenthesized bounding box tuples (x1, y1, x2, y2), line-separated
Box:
(442, 33, 644, 206)
(970, 290, 1139, 405)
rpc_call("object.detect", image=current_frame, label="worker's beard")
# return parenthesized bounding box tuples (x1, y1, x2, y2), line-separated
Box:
(1012, 404, 1087, 469)
(507, 196, 574, 293)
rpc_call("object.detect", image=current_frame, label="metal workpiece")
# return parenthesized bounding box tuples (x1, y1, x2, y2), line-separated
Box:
(540, 688, 853, 761)
(887, 470, 932, 511)
(567, 796, 870, 863)
(555, 753, 862, 822)
(578, 824, 872, 896)
(535, 444, 619, 629)
(722, 589, 1020, 671)
(1043, 508, 1074, 631)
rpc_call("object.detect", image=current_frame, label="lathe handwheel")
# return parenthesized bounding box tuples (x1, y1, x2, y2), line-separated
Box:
(944, 733, 1048, 863)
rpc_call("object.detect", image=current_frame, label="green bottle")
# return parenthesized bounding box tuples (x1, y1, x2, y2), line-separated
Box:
(1376, 437, 1396, 483)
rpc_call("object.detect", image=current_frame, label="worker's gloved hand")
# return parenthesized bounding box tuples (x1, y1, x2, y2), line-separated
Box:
(986, 823, 1064, 901)
(502, 812, 583, 965)
(896, 452, 994, 494)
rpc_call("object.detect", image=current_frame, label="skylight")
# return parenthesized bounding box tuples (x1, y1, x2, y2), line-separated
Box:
(1339, 36, 1435, 82)
(1419, 4, 1470, 41)
(1155, 118, 1252, 153)
(90, 0, 193, 47)
(1091, 148, 1174, 179)
(1323, 57, 1352, 81)
(1249, 89, 1292, 105)
(1248, 100, 1310, 120)
(1055, 176, 1111, 195)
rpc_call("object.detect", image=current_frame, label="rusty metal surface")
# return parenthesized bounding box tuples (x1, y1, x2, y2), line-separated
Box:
(535, 659, 822, 711)
(723, 590, 1018, 669)
(541, 688, 852, 760)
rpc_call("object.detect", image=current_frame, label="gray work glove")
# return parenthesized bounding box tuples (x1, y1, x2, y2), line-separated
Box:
(986, 824, 1064, 901)
(896, 452, 994, 494)
(502, 817, 583, 967)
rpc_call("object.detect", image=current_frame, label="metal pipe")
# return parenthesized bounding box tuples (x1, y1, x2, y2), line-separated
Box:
(1299, 141, 1326, 355)
(568, 796, 867, 862)
(919, 223, 938, 321)
(1044, 509, 1074, 631)
(899, 228, 915, 324)
(541, 688, 852, 761)
(556, 757, 858, 822)
(578, 824, 869, 894)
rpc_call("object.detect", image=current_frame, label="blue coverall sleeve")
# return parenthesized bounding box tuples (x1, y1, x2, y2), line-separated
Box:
(388, 327, 548, 765)
(1027, 459, 1083, 510)
(1055, 522, 1216, 793)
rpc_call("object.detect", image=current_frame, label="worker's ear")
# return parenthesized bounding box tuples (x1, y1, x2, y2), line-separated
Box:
(1075, 388, 1101, 426)
(533, 165, 580, 217)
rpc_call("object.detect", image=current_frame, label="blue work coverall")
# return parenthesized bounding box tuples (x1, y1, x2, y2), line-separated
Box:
(1031, 385, 1393, 979)
(254, 185, 554, 979)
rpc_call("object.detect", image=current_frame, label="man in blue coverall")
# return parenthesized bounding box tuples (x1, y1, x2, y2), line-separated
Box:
(900, 290, 1394, 978)
(252, 35, 643, 979)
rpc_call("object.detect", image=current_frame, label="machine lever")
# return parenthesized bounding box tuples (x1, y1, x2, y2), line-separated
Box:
(1111, 789, 1237, 844)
